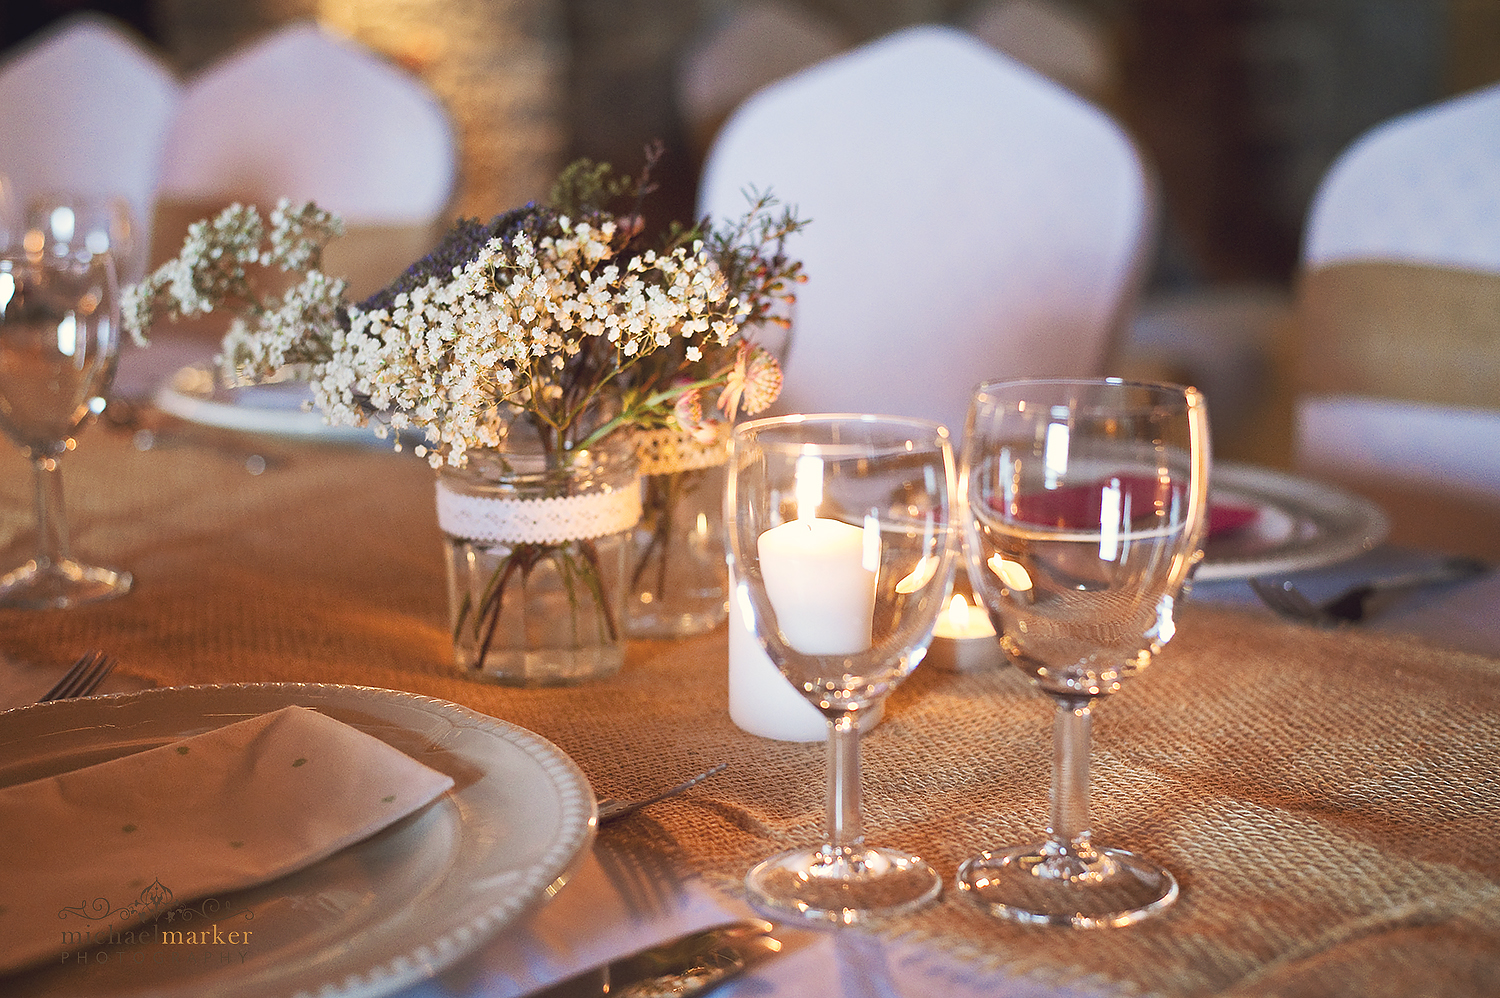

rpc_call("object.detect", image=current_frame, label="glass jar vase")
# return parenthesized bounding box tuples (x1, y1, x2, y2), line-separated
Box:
(625, 426, 732, 638)
(437, 441, 641, 685)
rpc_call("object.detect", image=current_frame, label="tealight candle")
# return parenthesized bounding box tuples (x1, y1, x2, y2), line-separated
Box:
(926, 592, 1003, 672)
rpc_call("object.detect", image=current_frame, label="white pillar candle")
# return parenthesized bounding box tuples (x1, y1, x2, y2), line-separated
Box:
(926, 593, 1003, 672)
(728, 516, 883, 742)
(757, 517, 876, 654)
(728, 577, 828, 741)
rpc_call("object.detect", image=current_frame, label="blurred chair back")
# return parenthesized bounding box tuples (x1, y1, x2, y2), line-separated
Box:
(0, 14, 181, 277)
(697, 25, 1152, 440)
(1289, 81, 1500, 556)
(154, 22, 457, 300)
(676, 1, 849, 161)
(961, 0, 1118, 104)
(1304, 81, 1500, 274)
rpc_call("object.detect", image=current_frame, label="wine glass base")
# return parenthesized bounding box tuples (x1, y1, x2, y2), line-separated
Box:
(957, 841, 1178, 928)
(0, 559, 133, 610)
(746, 845, 941, 925)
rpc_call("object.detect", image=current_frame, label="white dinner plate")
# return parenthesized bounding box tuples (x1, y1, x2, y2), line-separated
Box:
(154, 363, 380, 441)
(0, 683, 595, 998)
(1197, 462, 1390, 581)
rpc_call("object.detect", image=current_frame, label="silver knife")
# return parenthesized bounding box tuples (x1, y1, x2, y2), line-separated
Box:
(526, 919, 784, 997)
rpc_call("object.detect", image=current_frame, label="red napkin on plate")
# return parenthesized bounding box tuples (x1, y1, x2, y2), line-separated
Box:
(996, 475, 1257, 538)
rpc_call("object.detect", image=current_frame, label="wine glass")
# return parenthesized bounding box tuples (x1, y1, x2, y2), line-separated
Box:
(25, 194, 144, 284)
(956, 378, 1210, 927)
(726, 413, 960, 923)
(0, 222, 133, 608)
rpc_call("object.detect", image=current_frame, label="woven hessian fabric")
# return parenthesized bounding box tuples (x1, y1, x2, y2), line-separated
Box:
(1293, 261, 1500, 407)
(2, 426, 1498, 997)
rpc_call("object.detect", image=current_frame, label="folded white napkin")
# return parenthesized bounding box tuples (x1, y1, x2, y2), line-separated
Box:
(0, 705, 454, 974)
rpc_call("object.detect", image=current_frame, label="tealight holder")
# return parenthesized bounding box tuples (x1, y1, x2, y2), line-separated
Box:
(925, 581, 1003, 673)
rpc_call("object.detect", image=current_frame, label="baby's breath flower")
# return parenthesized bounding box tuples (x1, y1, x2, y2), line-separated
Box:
(124, 155, 804, 465)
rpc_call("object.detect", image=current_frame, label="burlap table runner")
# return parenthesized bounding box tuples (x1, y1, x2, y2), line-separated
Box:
(2, 424, 1498, 997)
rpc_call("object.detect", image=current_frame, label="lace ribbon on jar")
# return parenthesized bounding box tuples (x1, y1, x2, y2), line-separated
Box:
(435, 478, 643, 544)
(633, 425, 731, 476)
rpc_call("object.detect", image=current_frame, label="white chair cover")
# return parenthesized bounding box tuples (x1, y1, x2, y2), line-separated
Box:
(697, 25, 1152, 440)
(0, 14, 181, 265)
(1303, 80, 1500, 273)
(1296, 395, 1500, 501)
(158, 22, 455, 226)
(1291, 82, 1500, 542)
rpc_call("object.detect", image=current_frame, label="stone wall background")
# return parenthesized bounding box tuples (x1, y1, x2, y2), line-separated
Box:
(2, 0, 1498, 284)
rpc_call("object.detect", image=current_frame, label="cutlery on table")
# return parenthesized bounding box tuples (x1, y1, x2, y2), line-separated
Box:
(526, 919, 782, 998)
(597, 762, 728, 824)
(37, 650, 117, 702)
(1250, 556, 1489, 626)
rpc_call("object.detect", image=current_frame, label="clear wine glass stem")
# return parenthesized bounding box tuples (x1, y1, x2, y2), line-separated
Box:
(31, 455, 71, 573)
(825, 713, 864, 860)
(0, 243, 132, 610)
(1050, 698, 1093, 852)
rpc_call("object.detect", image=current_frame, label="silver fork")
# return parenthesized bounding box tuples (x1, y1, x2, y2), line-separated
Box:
(38, 650, 117, 702)
(1250, 556, 1488, 626)
(597, 762, 728, 824)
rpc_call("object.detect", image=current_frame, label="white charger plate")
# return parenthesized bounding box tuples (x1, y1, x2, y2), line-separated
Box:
(0, 683, 595, 998)
(153, 363, 379, 441)
(1198, 462, 1390, 581)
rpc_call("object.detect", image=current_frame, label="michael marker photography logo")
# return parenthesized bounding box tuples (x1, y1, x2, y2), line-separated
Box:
(58, 879, 256, 967)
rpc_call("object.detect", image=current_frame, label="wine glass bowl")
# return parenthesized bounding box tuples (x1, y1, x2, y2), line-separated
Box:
(0, 232, 132, 608)
(957, 378, 1210, 928)
(25, 193, 144, 284)
(727, 413, 960, 923)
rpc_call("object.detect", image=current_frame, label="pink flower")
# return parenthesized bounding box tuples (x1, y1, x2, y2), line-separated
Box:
(673, 386, 723, 443)
(742, 347, 782, 414)
(718, 343, 783, 418)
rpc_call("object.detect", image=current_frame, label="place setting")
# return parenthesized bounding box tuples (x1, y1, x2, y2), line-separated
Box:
(3, 15, 1499, 998)
(0, 292, 1360, 994)
(0, 683, 597, 998)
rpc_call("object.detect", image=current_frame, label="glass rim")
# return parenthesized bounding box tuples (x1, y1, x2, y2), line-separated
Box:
(732, 411, 953, 443)
(970, 377, 1205, 411)
(0, 248, 117, 274)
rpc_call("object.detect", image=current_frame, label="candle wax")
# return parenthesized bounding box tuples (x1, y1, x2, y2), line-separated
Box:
(757, 517, 876, 656)
(728, 517, 883, 741)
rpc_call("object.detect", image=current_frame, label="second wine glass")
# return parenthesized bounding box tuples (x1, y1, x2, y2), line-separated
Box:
(957, 378, 1210, 928)
(726, 414, 959, 923)
(0, 231, 132, 608)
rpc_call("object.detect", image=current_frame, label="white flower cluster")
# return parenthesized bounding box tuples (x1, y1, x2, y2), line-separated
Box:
(322, 216, 746, 467)
(125, 200, 347, 371)
(128, 201, 758, 469)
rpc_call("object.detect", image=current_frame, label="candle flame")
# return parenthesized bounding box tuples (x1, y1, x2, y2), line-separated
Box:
(794, 451, 824, 521)
(947, 593, 970, 628)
